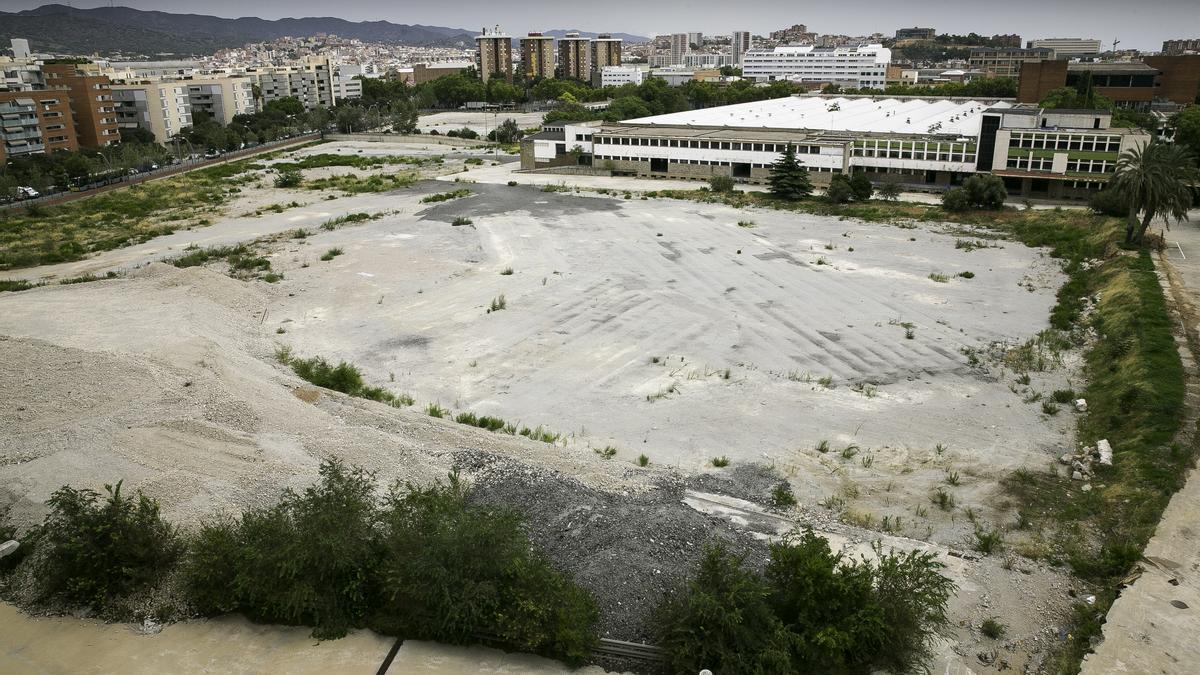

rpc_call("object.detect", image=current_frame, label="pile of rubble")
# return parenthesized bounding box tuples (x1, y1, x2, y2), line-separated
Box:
(1059, 431, 1113, 491)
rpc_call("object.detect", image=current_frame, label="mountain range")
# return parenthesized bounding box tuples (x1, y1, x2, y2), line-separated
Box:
(0, 4, 477, 57)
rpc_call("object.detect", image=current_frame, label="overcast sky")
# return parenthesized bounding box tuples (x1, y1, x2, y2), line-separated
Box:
(1, 0, 1195, 50)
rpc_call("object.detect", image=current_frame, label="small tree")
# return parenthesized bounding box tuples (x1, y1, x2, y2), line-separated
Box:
(942, 187, 970, 212)
(768, 145, 813, 201)
(487, 118, 524, 144)
(274, 170, 302, 188)
(709, 174, 736, 193)
(962, 174, 1007, 209)
(1111, 140, 1199, 245)
(826, 175, 854, 203)
(877, 182, 901, 201)
(849, 172, 874, 201)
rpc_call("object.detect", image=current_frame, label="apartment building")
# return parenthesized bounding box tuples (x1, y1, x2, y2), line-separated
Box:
(600, 66, 645, 87)
(895, 27, 936, 41)
(731, 31, 752, 66)
(968, 47, 1053, 77)
(246, 58, 334, 110)
(0, 90, 76, 162)
(591, 35, 623, 72)
(991, 34, 1022, 48)
(331, 64, 364, 102)
(769, 24, 810, 43)
(111, 81, 193, 143)
(10, 38, 31, 60)
(558, 33, 592, 80)
(1026, 38, 1102, 58)
(186, 77, 256, 124)
(1163, 39, 1200, 56)
(521, 33, 556, 80)
(41, 63, 120, 148)
(669, 34, 690, 66)
(475, 26, 513, 84)
(743, 44, 890, 89)
(683, 53, 735, 69)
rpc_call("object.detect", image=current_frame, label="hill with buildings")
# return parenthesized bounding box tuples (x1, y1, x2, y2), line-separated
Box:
(0, 4, 476, 57)
(543, 29, 649, 43)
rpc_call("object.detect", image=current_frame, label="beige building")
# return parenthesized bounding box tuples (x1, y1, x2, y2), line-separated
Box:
(591, 34, 623, 72)
(245, 57, 334, 110)
(558, 33, 591, 80)
(111, 81, 193, 143)
(521, 33, 556, 80)
(185, 77, 256, 124)
(968, 47, 1053, 78)
(475, 26, 513, 83)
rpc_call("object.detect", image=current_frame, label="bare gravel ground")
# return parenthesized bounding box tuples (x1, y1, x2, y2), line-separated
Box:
(0, 140, 1091, 673)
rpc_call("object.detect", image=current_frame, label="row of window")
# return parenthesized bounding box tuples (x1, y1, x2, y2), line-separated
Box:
(594, 155, 843, 171)
(1066, 159, 1115, 173)
(852, 149, 973, 162)
(1012, 133, 1120, 152)
(1007, 157, 1054, 171)
(596, 137, 821, 153)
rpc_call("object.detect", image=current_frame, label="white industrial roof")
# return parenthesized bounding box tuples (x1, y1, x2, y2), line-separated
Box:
(623, 96, 1014, 136)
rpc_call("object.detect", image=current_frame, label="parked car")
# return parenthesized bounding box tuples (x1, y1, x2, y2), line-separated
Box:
(16, 186, 39, 199)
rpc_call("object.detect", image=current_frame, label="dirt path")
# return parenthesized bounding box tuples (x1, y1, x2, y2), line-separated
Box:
(1082, 218, 1200, 674)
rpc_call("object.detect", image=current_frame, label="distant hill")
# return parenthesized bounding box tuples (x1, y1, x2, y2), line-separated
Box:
(543, 29, 649, 44)
(0, 4, 476, 58)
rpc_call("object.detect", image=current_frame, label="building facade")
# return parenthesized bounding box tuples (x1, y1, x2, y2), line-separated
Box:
(969, 47, 1053, 78)
(0, 90, 77, 163)
(1162, 39, 1200, 56)
(731, 31, 752, 66)
(558, 33, 591, 80)
(1026, 38, 1102, 58)
(600, 66, 645, 87)
(245, 59, 334, 110)
(111, 81, 193, 143)
(521, 33, 556, 80)
(1018, 56, 1200, 107)
(186, 77, 257, 124)
(895, 27, 936, 40)
(41, 63, 120, 148)
(669, 34, 690, 66)
(591, 35, 623, 72)
(769, 24, 810, 43)
(475, 26, 513, 84)
(743, 45, 890, 89)
(991, 34, 1022, 48)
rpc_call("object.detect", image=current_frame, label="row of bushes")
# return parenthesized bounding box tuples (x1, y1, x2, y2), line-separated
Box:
(2, 462, 598, 664)
(2, 463, 957, 672)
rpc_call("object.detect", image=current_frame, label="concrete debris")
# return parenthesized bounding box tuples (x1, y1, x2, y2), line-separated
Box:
(1096, 439, 1113, 466)
(0, 540, 19, 559)
(1074, 399, 1087, 413)
(1081, 484, 1092, 492)
(1072, 470, 1084, 481)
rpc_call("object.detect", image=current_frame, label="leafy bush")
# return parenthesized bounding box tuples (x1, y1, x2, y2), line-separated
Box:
(877, 182, 901, 201)
(656, 531, 954, 674)
(185, 460, 380, 638)
(274, 170, 303, 188)
(962, 174, 1007, 209)
(941, 187, 971, 212)
(1089, 187, 1129, 217)
(654, 543, 793, 674)
(849, 172, 874, 201)
(708, 175, 736, 193)
(826, 176, 854, 204)
(36, 482, 183, 609)
(372, 473, 598, 664)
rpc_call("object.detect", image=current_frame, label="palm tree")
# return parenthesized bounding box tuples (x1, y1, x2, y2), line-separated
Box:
(1110, 140, 1198, 245)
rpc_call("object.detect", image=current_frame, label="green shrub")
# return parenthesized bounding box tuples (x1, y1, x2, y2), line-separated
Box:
(274, 170, 303, 188)
(963, 174, 1007, 209)
(708, 175, 736, 193)
(941, 187, 970, 212)
(771, 483, 797, 508)
(289, 356, 364, 394)
(877, 182, 901, 201)
(826, 175, 854, 204)
(848, 173, 874, 201)
(654, 543, 793, 674)
(36, 482, 183, 609)
(981, 617, 1007, 639)
(1089, 187, 1128, 217)
(184, 460, 379, 638)
(372, 473, 598, 664)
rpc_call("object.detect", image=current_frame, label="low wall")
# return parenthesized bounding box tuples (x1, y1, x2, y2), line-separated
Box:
(324, 133, 490, 148)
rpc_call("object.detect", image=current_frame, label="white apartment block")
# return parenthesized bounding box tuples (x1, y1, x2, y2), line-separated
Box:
(331, 64, 364, 103)
(111, 81, 193, 143)
(683, 53, 735, 69)
(186, 77, 256, 124)
(248, 58, 334, 110)
(600, 66, 645, 87)
(743, 44, 891, 89)
(1026, 38, 1103, 58)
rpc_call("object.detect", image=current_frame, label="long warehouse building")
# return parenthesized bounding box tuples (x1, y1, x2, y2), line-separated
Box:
(522, 94, 1151, 200)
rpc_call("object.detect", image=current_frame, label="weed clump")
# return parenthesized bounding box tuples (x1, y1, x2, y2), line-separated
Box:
(711, 456, 731, 468)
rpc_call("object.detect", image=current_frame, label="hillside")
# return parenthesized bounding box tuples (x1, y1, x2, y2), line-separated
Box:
(0, 4, 475, 57)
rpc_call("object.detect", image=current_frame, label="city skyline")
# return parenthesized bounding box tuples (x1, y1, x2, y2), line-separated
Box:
(1, 0, 1196, 51)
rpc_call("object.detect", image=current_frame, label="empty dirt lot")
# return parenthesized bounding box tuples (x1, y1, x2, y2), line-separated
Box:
(1, 140, 1091, 672)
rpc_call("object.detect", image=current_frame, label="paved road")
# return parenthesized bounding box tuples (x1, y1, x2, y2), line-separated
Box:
(1083, 214, 1200, 674)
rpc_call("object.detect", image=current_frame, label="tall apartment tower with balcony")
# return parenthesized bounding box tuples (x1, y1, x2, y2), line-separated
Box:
(41, 63, 120, 148)
(111, 81, 193, 144)
(731, 31, 752, 66)
(558, 33, 592, 81)
(591, 34, 623, 73)
(669, 34, 690, 66)
(476, 26, 513, 83)
(521, 32, 556, 80)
